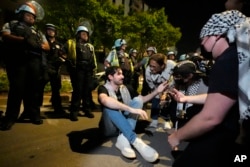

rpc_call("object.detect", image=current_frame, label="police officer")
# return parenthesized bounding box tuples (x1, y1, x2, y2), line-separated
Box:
(104, 39, 133, 85)
(63, 25, 97, 121)
(0, 2, 50, 130)
(167, 51, 176, 61)
(129, 48, 140, 92)
(38, 23, 65, 114)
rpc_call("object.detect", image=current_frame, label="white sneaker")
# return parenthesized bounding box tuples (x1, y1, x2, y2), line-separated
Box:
(163, 121, 172, 130)
(132, 138, 159, 162)
(115, 133, 136, 159)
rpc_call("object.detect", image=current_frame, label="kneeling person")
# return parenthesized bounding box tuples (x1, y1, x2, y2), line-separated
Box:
(98, 66, 168, 162)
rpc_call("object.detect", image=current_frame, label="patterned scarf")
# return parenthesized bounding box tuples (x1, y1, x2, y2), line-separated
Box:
(200, 10, 250, 120)
(228, 18, 250, 120)
(104, 81, 131, 106)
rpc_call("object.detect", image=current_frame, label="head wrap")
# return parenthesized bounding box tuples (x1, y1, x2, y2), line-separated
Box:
(200, 10, 246, 39)
(200, 10, 250, 120)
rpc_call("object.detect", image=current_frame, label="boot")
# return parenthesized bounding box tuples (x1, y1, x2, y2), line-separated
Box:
(70, 111, 78, 121)
(84, 110, 94, 118)
(115, 133, 136, 159)
(132, 138, 159, 162)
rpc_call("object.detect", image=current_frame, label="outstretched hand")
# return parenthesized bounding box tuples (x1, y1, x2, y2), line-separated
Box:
(156, 81, 169, 93)
(169, 88, 186, 103)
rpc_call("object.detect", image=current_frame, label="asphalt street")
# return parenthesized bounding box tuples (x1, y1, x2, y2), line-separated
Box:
(0, 91, 189, 167)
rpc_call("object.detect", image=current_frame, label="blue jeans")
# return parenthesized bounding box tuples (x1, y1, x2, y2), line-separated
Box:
(99, 97, 143, 143)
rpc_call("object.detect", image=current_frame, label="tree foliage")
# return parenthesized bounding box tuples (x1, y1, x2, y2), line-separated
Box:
(39, 0, 181, 55)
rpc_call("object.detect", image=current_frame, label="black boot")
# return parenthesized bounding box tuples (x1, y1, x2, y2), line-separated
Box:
(70, 111, 78, 121)
(84, 110, 94, 118)
(0, 117, 16, 131)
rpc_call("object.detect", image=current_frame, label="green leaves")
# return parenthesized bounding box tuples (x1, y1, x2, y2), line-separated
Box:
(41, 0, 181, 54)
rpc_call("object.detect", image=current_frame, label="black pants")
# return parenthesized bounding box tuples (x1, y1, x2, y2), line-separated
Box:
(38, 69, 63, 111)
(173, 126, 239, 167)
(69, 67, 92, 113)
(5, 56, 42, 121)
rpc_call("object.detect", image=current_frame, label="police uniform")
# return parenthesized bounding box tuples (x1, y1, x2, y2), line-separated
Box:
(1, 20, 47, 128)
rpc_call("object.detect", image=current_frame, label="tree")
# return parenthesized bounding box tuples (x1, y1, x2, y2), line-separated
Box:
(40, 0, 181, 56)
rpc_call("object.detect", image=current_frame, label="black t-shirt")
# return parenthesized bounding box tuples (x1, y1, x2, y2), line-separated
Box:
(97, 84, 138, 106)
(208, 45, 239, 133)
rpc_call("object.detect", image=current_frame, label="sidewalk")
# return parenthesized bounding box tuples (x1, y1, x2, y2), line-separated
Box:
(0, 91, 185, 167)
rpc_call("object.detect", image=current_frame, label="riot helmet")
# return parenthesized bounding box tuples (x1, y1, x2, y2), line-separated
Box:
(15, 1, 44, 21)
(129, 48, 137, 55)
(45, 23, 57, 38)
(46, 23, 56, 31)
(76, 26, 89, 35)
(146, 46, 157, 54)
(114, 39, 127, 48)
(75, 26, 89, 42)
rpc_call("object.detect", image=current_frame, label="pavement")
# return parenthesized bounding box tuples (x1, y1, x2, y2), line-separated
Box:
(0, 91, 188, 167)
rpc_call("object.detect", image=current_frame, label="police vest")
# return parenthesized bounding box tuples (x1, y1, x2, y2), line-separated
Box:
(110, 49, 134, 72)
(67, 39, 97, 71)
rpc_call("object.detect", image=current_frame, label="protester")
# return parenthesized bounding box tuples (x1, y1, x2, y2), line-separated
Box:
(98, 66, 168, 162)
(161, 60, 208, 129)
(0, 1, 49, 130)
(168, 10, 248, 167)
(144, 53, 176, 131)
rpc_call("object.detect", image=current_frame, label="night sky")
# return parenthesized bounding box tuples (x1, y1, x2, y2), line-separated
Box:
(144, 0, 225, 55)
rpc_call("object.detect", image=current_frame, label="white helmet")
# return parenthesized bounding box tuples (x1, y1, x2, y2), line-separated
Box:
(179, 54, 190, 61)
(75, 26, 89, 35)
(114, 39, 127, 48)
(129, 48, 137, 54)
(167, 51, 175, 56)
(15, 1, 45, 21)
(146, 46, 157, 53)
(15, 3, 36, 16)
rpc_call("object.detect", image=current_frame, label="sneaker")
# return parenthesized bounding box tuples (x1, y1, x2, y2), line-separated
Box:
(132, 138, 159, 162)
(163, 121, 172, 130)
(115, 133, 136, 159)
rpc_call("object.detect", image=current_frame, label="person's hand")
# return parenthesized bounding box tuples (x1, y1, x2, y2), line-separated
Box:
(168, 132, 180, 150)
(169, 88, 186, 103)
(130, 108, 148, 120)
(156, 81, 169, 93)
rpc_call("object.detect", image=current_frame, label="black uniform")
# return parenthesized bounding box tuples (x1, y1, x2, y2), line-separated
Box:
(0, 21, 45, 130)
(63, 39, 96, 121)
(38, 38, 65, 113)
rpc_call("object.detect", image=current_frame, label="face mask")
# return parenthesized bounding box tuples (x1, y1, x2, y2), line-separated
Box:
(200, 45, 213, 60)
(174, 79, 185, 85)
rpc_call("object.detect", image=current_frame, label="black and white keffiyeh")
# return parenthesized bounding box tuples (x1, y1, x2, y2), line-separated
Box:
(200, 10, 250, 120)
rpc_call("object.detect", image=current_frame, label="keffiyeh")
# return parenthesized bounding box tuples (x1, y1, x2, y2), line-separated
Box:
(200, 10, 250, 120)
